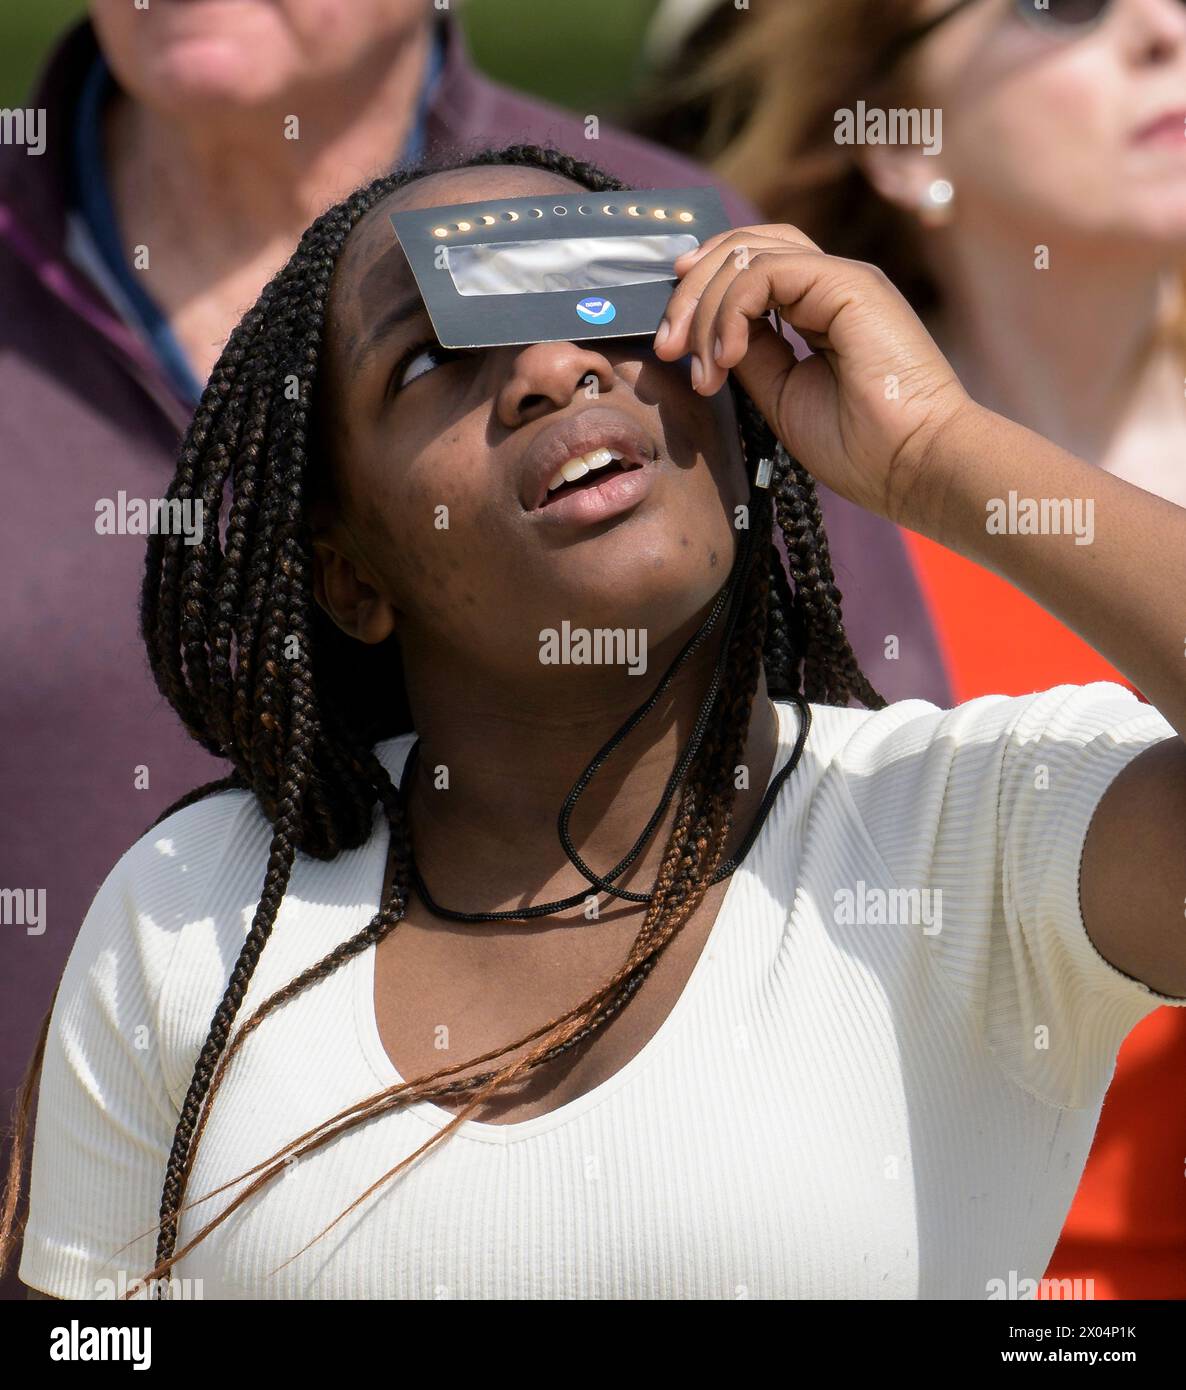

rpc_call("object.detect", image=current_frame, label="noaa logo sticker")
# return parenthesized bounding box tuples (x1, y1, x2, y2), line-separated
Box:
(575, 296, 616, 326)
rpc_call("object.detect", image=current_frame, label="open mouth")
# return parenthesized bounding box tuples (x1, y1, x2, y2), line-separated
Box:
(539, 447, 641, 507)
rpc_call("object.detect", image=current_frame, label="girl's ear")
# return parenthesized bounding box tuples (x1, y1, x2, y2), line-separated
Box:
(311, 528, 399, 645)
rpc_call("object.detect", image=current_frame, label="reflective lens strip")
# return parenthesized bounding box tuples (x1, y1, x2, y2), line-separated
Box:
(444, 233, 701, 297)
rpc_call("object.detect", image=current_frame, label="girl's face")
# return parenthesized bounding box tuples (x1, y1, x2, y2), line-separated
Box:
(876, 0, 1186, 246)
(312, 166, 748, 688)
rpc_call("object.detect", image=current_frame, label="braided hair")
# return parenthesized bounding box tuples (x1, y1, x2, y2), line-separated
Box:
(120, 143, 883, 1291)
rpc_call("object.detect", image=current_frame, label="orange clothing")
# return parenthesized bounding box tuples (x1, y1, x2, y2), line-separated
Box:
(903, 531, 1186, 1299)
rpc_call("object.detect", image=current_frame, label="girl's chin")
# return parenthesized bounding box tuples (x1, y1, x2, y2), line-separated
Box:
(530, 573, 733, 646)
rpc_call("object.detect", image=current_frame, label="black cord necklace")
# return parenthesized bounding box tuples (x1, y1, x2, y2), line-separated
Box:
(394, 505, 812, 924)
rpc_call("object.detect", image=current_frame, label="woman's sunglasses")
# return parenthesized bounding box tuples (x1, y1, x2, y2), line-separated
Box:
(884, 0, 1168, 73)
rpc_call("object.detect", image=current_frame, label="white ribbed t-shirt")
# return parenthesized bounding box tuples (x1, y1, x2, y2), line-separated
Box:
(21, 682, 1186, 1300)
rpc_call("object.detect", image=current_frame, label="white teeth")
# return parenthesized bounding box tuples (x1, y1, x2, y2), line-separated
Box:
(547, 447, 628, 492)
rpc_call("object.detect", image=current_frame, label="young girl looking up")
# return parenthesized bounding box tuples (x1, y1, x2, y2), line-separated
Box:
(8, 144, 1185, 1301)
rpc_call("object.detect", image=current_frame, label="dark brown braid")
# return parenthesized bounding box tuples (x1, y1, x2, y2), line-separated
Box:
(0, 143, 882, 1295)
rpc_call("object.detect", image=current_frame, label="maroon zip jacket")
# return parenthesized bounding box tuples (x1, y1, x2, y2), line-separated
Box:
(0, 14, 951, 1297)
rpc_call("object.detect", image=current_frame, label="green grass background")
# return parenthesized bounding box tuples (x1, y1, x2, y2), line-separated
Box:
(0, 0, 662, 114)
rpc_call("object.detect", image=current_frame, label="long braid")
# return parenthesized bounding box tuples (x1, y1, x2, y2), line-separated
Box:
(727, 381, 880, 708)
(775, 447, 885, 709)
(122, 143, 882, 1293)
(143, 177, 412, 1279)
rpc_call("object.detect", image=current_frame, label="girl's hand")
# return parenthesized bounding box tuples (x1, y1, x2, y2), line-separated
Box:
(652, 224, 977, 526)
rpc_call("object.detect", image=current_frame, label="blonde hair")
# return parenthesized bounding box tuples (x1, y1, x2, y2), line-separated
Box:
(638, 0, 1186, 354)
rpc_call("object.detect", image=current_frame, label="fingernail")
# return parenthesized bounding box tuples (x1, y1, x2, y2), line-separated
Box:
(690, 355, 703, 390)
(654, 319, 670, 349)
(713, 336, 723, 363)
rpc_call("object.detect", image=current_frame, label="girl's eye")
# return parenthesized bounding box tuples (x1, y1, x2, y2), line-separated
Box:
(389, 341, 468, 395)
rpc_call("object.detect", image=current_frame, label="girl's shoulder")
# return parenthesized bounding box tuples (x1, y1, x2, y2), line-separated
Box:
(798, 681, 1181, 1110)
(67, 764, 398, 1112)
(111, 780, 276, 955)
(58, 781, 275, 1089)
(801, 680, 1171, 779)
(794, 679, 1175, 932)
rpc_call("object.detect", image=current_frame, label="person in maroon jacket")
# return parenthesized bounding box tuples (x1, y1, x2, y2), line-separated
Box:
(0, 0, 950, 1299)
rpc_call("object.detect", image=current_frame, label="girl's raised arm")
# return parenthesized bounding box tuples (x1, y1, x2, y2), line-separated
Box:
(654, 227, 1186, 998)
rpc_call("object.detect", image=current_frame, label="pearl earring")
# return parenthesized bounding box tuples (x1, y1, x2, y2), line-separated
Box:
(919, 178, 955, 228)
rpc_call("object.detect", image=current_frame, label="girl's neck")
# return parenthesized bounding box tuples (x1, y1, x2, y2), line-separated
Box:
(923, 213, 1181, 467)
(397, 632, 781, 913)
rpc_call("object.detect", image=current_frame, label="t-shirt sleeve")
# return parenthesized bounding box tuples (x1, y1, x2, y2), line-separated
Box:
(834, 682, 1186, 1110)
(18, 790, 250, 1299)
